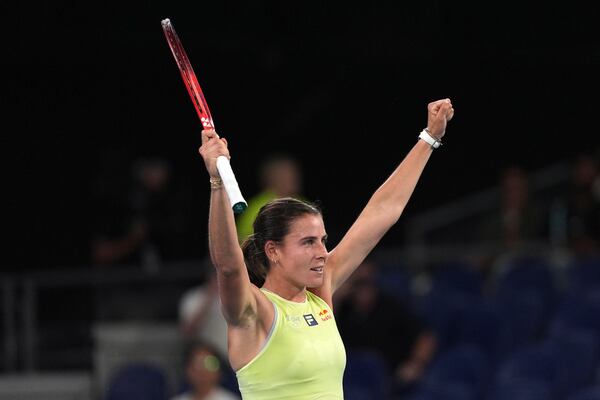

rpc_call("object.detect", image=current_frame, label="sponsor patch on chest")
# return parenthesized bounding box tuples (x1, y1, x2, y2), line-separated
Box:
(303, 314, 319, 326)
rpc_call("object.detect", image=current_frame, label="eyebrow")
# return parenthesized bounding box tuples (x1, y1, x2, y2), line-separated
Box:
(301, 234, 328, 242)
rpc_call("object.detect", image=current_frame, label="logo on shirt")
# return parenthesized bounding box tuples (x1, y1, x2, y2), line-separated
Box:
(303, 314, 319, 326)
(286, 315, 302, 328)
(318, 309, 332, 322)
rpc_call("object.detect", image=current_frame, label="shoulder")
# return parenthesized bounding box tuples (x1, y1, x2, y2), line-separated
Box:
(306, 288, 333, 310)
(246, 191, 277, 211)
(236, 285, 275, 327)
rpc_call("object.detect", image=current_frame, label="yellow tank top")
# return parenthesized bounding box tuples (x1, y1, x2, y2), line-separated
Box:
(236, 289, 346, 399)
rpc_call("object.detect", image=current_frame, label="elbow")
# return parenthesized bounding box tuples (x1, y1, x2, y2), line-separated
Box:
(210, 256, 243, 278)
(210, 247, 244, 271)
(368, 200, 405, 227)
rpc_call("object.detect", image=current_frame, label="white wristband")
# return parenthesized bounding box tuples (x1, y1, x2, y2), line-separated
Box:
(418, 128, 442, 149)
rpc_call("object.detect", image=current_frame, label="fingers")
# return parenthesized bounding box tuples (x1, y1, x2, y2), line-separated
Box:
(426, 98, 454, 139)
(440, 99, 454, 121)
(428, 98, 451, 111)
(428, 98, 448, 114)
(447, 105, 455, 121)
(201, 129, 219, 145)
(428, 98, 454, 120)
(199, 129, 230, 159)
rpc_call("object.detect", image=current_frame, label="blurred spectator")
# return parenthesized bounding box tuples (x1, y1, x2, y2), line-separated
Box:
(334, 259, 437, 393)
(235, 154, 303, 243)
(172, 341, 239, 400)
(480, 165, 546, 251)
(91, 157, 192, 271)
(179, 267, 229, 361)
(562, 153, 600, 255)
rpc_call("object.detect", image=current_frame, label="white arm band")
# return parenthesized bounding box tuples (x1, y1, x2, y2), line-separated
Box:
(418, 128, 442, 149)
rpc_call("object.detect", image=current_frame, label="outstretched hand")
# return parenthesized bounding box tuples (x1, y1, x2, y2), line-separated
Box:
(199, 129, 230, 178)
(426, 98, 454, 140)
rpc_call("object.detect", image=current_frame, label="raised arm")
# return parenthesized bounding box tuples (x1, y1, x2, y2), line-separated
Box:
(199, 130, 257, 325)
(327, 99, 454, 292)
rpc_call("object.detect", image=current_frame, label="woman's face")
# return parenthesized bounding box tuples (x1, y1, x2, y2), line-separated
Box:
(186, 347, 220, 389)
(275, 214, 329, 288)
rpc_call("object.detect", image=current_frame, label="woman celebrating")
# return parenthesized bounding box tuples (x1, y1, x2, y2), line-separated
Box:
(199, 98, 454, 399)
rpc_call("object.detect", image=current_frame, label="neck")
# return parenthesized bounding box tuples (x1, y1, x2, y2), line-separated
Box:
(262, 275, 307, 302)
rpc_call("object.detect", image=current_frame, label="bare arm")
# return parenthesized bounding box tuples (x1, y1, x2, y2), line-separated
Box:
(327, 99, 454, 292)
(199, 130, 257, 326)
(395, 331, 437, 383)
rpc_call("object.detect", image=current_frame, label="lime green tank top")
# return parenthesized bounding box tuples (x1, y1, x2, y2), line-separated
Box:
(236, 289, 346, 399)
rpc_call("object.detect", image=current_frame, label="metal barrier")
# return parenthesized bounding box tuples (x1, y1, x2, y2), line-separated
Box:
(2, 279, 17, 371)
(3, 259, 212, 373)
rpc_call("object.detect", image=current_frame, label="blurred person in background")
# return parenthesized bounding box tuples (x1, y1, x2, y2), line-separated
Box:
(334, 259, 437, 394)
(563, 153, 600, 255)
(235, 154, 303, 243)
(91, 157, 192, 271)
(477, 165, 547, 276)
(90, 156, 194, 319)
(481, 165, 546, 251)
(179, 267, 229, 361)
(172, 341, 239, 400)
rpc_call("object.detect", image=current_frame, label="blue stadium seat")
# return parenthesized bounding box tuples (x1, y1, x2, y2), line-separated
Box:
(545, 326, 600, 397)
(420, 262, 483, 352)
(551, 292, 600, 337)
(495, 290, 546, 352)
(377, 266, 413, 305)
(421, 344, 491, 398)
(421, 290, 477, 352)
(494, 345, 560, 396)
(343, 350, 390, 400)
(567, 256, 600, 294)
(567, 385, 600, 400)
(408, 383, 476, 400)
(453, 301, 514, 364)
(107, 363, 168, 400)
(493, 256, 557, 323)
(429, 261, 483, 296)
(487, 380, 555, 400)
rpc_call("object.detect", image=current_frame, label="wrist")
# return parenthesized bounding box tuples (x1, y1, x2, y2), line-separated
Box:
(210, 177, 223, 190)
(418, 128, 442, 149)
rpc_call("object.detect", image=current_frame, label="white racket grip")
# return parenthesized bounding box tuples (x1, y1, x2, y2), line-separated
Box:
(216, 156, 248, 214)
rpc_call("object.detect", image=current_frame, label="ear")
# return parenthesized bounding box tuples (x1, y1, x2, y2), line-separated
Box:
(264, 240, 278, 264)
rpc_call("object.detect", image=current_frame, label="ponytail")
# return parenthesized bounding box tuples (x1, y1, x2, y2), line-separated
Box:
(241, 234, 269, 286)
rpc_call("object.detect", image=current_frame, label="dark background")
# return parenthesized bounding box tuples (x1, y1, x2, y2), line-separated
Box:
(5, 2, 600, 270)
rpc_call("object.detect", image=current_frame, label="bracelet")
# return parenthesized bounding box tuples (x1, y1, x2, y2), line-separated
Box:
(210, 177, 223, 190)
(418, 128, 442, 149)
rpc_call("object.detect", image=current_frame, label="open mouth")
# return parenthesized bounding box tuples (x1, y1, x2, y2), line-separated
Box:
(310, 266, 324, 273)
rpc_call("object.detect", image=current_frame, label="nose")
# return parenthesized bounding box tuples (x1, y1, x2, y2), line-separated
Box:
(316, 242, 328, 261)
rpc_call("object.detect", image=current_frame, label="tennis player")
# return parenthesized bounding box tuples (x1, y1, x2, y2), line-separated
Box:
(198, 98, 454, 399)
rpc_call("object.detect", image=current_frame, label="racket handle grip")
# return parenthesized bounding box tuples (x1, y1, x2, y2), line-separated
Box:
(216, 156, 248, 214)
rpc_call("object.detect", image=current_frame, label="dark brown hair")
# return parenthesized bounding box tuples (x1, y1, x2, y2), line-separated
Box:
(241, 197, 321, 286)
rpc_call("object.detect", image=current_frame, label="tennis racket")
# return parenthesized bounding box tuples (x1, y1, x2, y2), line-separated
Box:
(161, 18, 247, 214)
